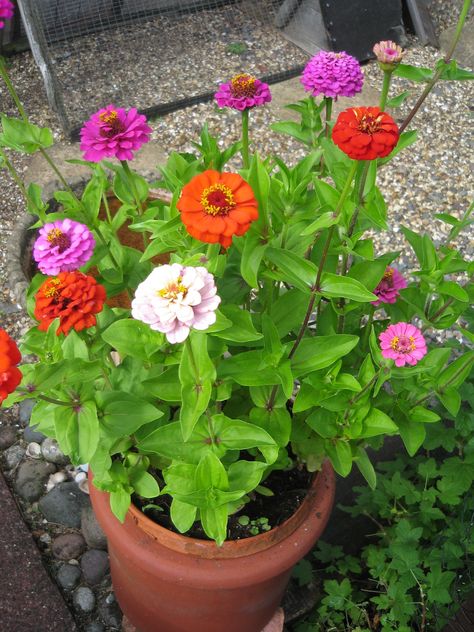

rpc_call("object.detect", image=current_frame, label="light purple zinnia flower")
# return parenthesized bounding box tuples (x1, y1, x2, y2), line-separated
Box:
(131, 264, 221, 344)
(372, 267, 407, 306)
(301, 51, 363, 99)
(215, 73, 272, 111)
(0, 0, 14, 29)
(79, 105, 152, 162)
(379, 322, 427, 367)
(33, 219, 95, 276)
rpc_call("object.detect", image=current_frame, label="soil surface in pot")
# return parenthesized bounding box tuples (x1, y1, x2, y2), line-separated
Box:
(134, 465, 314, 540)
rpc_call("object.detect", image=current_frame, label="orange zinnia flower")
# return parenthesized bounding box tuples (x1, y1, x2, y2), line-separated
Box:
(176, 170, 258, 248)
(0, 328, 22, 404)
(34, 271, 106, 335)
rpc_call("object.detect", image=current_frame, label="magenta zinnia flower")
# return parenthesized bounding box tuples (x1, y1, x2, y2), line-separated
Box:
(372, 267, 407, 306)
(379, 322, 427, 367)
(131, 264, 221, 344)
(301, 51, 363, 99)
(33, 219, 95, 276)
(215, 73, 272, 111)
(80, 105, 152, 162)
(0, 0, 14, 29)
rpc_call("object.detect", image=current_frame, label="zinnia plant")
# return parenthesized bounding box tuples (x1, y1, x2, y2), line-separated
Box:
(1, 4, 473, 546)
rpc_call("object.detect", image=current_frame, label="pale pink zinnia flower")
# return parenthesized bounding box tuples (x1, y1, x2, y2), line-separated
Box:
(0, 0, 14, 29)
(80, 105, 152, 162)
(33, 219, 95, 276)
(131, 264, 221, 344)
(373, 40, 404, 65)
(372, 267, 407, 306)
(379, 322, 427, 367)
(301, 51, 363, 99)
(215, 73, 272, 111)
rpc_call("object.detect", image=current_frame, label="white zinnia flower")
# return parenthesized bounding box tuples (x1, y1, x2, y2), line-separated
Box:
(131, 264, 221, 344)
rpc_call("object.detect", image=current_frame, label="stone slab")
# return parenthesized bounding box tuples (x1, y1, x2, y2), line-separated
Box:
(440, 22, 474, 70)
(0, 470, 77, 632)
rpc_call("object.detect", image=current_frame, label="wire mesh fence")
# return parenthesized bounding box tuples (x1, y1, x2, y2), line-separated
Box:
(17, 0, 314, 136)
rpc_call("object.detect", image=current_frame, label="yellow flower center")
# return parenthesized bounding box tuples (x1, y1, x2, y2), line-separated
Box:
(46, 228, 71, 253)
(355, 110, 384, 134)
(158, 277, 188, 301)
(99, 110, 119, 125)
(44, 278, 62, 298)
(201, 183, 236, 216)
(230, 73, 257, 98)
(390, 335, 416, 353)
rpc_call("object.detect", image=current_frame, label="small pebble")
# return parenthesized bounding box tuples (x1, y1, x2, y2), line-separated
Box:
(26, 442, 42, 459)
(52, 533, 87, 560)
(24, 424, 46, 444)
(2, 445, 25, 470)
(81, 549, 110, 585)
(56, 563, 82, 591)
(19, 400, 35, 427)
(0, 426, 17, 450)
(73, 586, 96, 613)
(41, 437, 69, 465)
(84, 623, 105, 632)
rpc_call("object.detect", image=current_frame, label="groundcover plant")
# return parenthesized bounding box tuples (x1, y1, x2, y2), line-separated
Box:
(0, 1, 472, 545)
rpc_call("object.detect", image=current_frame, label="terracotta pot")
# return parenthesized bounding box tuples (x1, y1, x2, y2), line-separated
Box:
(89, 461, 335, 632)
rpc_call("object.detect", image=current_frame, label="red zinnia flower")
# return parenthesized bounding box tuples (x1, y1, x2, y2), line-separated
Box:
(34, 271, 106, 335)
(176, 170, 258, 248)
(0, 328, 21, 404)
(332, 107, 399, 160)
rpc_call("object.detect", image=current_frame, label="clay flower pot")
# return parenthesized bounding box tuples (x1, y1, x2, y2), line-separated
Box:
(89, 462, 335, 632)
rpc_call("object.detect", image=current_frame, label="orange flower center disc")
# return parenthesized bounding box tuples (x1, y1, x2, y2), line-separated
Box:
(201, 183, 236, 216)
(383, 267, 394, 286)
(356, 112, 383, 134)
(43, 278, 62, 299)
(390, 335, 416, 353)
(99, 110, 125, 136)
(47, 228, 71, 253)
(230, 73, 257, 98)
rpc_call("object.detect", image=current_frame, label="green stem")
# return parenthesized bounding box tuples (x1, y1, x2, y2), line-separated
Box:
(241, 109, 250, 169)
(1, 148, 31, 201)
(39, 148, 74, 193)
(120, 160, 144, 214)
(324, 97, 333, 137)
(102, 193, 113, 226)
(379, 70, 393, 110)
(343, 368, 384, 421)
(94, 223, 121, 271)
(36, 393, 73, 407)
(267, 161, 358, 410)
(362, 305, 375, 352)
(0, 56, 28, 121)
(447, 200, 474, 244)
(399, 0, 472, 133)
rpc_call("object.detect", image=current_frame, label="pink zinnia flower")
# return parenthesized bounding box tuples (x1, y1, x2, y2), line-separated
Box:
(373, 40, 404, 65)
(131, 264, 221, 344)
(0, 0, 14, 29)
(379, 322, 427, 367)
(33, 219, 95, 276)
(80, 105, 152, 162)
(215, 73, 272, 111)
(372, 267, 407, 306)
(301, 51, 363, 99)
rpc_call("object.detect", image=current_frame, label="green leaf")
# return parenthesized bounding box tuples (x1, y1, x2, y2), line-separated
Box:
(291, 335, 359, 376)
(179, 333, 216, 440)
(240, 230, 268, 287)
(437, 387, 461, 416)
(101, 319, 164, 361)
(96, 392, 163, 436)
(320, 273, 377, 302)
(271, 121, 312, 144)
(212, 414, 278, 464)
(0, 115, 54, 153)
(265, 247, 317, 293)
(436, 58, 474, 81)
(143, 366, 181, 402)
(195, 452, 228, 493)
(326, 440, 352, 477)
(228, 461, 267, 493)
(361, 408, 398, 437)
(386, 90, 411, 108)
(397, 417, 426, 456)
(170, 498, 197, 533)
(110, 487, 131, 523)
(410, 406, 440, 423)
(211, 305, 262, 343)
(271, 289, 309, 337)
(138, 421, 213, 464)
(394, 63, 433, 82)
(355, 447, 376, 489)
(249, 406, 292, 446)
(301, 211, 340, 236)
(380, 130, 418, 164)
(130, 470, 160, 498)
(438, 281, 469, 302)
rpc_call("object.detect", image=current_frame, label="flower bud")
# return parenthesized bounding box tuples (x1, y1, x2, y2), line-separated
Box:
(373, 40, 404, 70)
